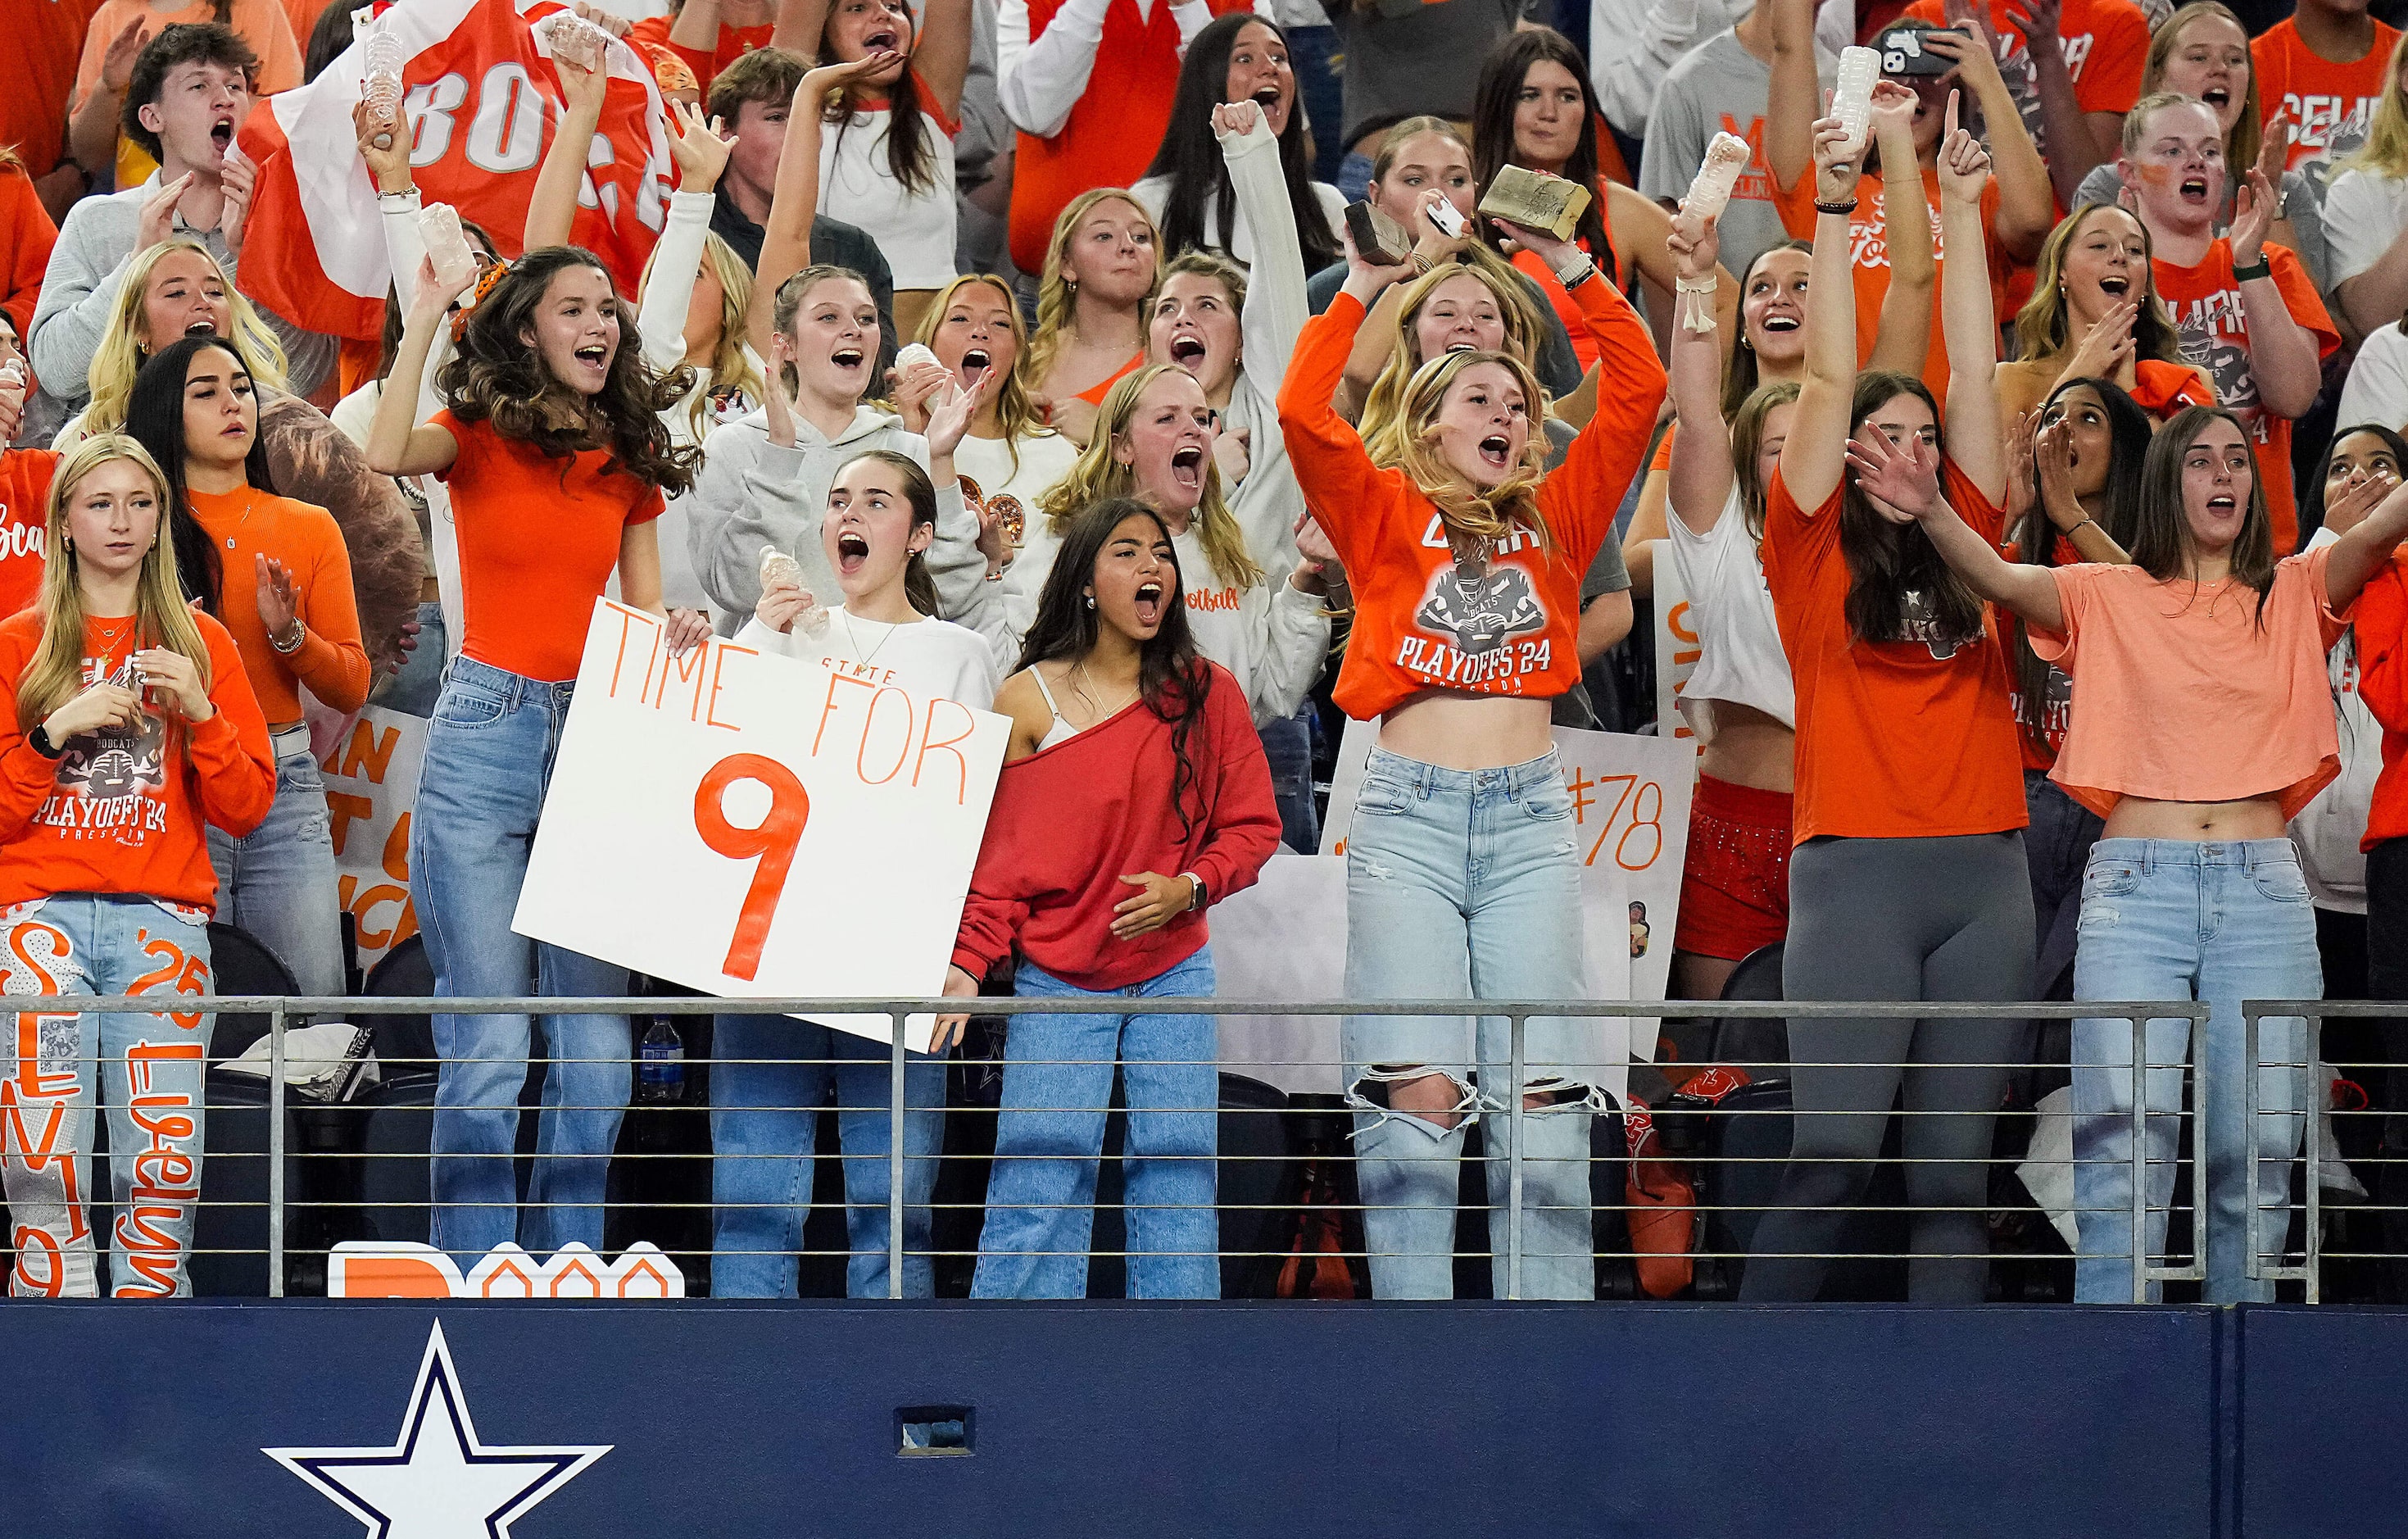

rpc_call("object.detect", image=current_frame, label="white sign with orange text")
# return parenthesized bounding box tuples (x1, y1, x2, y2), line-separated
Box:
(1318, 718, 1692, 1060)
(1651, 539, 1706, 750)
(318, 705, 429, 974)
(512, 602, 1009, 1052)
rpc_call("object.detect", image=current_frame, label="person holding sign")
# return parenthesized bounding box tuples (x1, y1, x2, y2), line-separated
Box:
(0, 434, 274, 1297)
(942, 498, 1280, 1301)
(713, 437, 1000, 1299)
(1889, 402, 2408, 1301)
(1275, 174, 1664, 1301)
(120, 336, 367, 1002)
(1740, 97, 2033, 1305)
(364, 243, 710, 1264)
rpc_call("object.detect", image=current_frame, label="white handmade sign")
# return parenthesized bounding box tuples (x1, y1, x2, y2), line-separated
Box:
(513, 601, 1009, 1051)
(316, 705, 429, 973)
(1318, 718, 1692, 1062)
(1650, 538, 1706, 749)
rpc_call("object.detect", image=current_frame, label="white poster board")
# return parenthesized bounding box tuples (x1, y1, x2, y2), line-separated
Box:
(512, 602, 1009, 1051)
(316, 705, 429, 973)
(1318, 718, 1690, 1065)
(1651, 538, 1706, 750)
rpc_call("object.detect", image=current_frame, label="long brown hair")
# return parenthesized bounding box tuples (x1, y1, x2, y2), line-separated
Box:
(18, 437, 213, 732)
(1383, 347, 1553, 556)
(1729, 381, 1800, 543)
(2131, 403, 2277, 625)
(818, 11, 942, 195)
(2011, 205, 2185, 366)
(1839, 370, 1985, 648)
(436, 247, 701, 495)
(914, 274, 1054, 478)
(1472, 30, 1613, 269)
(835, 449, 942, 617)
(1722, 240, 1808, 420)
(1036, 364, 1262, 591)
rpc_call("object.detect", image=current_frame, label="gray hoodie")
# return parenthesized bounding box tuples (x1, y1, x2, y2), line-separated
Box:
(687, 404, 990, 634)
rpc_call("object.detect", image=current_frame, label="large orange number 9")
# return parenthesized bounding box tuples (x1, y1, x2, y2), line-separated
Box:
(694, 755, 810, 981)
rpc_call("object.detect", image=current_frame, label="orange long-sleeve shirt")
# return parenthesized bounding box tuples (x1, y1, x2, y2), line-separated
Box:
(2356, 552, 2408, 852)
(0, 169, 57, 349)
(186, 485, 370, 721)
(1275, 277, 1665, 721)
(0, 608, 274, 912)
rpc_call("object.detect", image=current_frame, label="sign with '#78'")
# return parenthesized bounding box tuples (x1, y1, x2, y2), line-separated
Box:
(512, 602, 1009, 1051)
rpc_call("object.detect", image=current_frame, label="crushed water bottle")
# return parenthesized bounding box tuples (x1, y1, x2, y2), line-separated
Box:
(1832, 46, 1881, 158)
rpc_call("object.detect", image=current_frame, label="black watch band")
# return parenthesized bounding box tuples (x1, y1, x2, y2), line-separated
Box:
(28, 722, 62, 760)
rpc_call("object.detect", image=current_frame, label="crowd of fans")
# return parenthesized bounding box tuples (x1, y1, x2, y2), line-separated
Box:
(2, 0, 2406, 1308)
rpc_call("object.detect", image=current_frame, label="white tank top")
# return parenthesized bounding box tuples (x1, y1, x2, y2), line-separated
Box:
(1665, 484, 1796, 729)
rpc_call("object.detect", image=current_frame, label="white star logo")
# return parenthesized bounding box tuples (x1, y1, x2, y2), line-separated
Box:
(265, 1321, 610, 1537)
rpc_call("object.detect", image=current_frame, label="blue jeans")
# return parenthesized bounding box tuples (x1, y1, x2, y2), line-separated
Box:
(710, 1015, 945, 1298)
(411, 655, 631, 1260)
(1258, 705, 1319, 855)
(379, 599, 447, 718)
(2071, 839, 2320, 1303)
(206, 745, 344, 997)
(0, 895, 211, 1297)
(2025, 770, 2105, 999)
(1342, 747, 1595, 1301)
(972, 948, 1219, 1300)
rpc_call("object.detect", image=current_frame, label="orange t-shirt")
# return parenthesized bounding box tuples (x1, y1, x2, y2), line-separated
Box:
(1771, 166, 2006, 403)
(2356, 550, 2408, 850)
(2030, 547, 2351, 820)
(185, 484, 369, 723)
(1902, 0, 2148, 119)
(1, 0, 102, 178)
(628, 16, 773, 98)
(2252, 17, 2403, 186)
(0, 606, 274, 910)
(1762, 460, 2026, 843)
(2152, 238, 2340, 556)
(0, 450, 57, 620)
(0, 170, 59, 349)
(1277, 281, 1665, 720)
(432, 411, 664, 683)
(73, 0, 303, 190)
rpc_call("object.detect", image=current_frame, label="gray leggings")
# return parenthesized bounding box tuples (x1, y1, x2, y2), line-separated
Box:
(1741, 832, 2035, 1303)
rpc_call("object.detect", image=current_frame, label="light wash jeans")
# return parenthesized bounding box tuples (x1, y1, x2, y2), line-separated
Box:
(710, 1015, 945, 1298)
(379, 598, 447, 719)
(2071, 838, 2320, 1303)
(1342, 747, 1595, 1301)
(972, 948, 1219, 1300)
(0, 895, 211, 1297)
(411, 655, 631, 1261)
(206, 744, 345, 996)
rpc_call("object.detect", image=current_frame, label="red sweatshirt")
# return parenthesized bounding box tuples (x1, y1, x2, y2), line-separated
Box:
(2356, 552, 2408, 852)
(952, 661, 1280, 992)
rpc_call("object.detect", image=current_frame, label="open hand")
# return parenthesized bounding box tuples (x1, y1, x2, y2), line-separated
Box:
(667, 101, 736, 193)
(137, 174, 195, 253)
(2230, 168, 2277, 270)
(1844, 429, 1942, 524)
(924, 374, 983, 460)
(100, 16, 150, 94)
(255, 554, 299, 637)
(218, 145, 256, 259)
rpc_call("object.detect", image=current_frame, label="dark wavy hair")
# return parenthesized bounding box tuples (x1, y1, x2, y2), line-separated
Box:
(123, 335, 280, 615)
(2007, 376, 2151, 738)
(2134, 403, 2278, 626)
(1839, 370, 1986, 647)
(1471, 29, 1612, 273)
(820, 16, 941, 196)
(435, 246, 700, 494)
(1140, 14, 1340, 274)
(2302, 423, 2408, 545)
(1016, 497, 1216, 836)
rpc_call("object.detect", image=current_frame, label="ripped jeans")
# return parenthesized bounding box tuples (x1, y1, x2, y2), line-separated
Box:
(1343, 747, 1595, 1300)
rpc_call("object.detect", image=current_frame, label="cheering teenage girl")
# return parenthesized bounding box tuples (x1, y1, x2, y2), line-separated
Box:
(0, 434, 273, 1298)
(1277, 184, 1664, 1301)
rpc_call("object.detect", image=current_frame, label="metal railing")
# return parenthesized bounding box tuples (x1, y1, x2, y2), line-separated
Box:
(3, 992, 2315, 1304)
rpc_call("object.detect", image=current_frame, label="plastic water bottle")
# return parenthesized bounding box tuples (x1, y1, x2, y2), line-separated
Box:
(1832, 46, 1881, 158)
(638, 1018, 685, 1104)
(1681, 131, 1753, 222)
(362, 23, 406, 145)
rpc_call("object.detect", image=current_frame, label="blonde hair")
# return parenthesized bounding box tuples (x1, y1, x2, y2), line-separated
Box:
(84, 238, 288, 436)
(641, 230, 764, 441)
(914, 274, 1056, 478)
(1360, 249, 1550, 464)
(1023, 189, 1161, 388)
(2141, 4, 2262, 175)
(1381, 347, 1551, 552)
(2011, 202, 2186, 365)
(2343, 29, 2408, 179)
(1035, 363, 1263, 591)
(19, 436, 211, 731)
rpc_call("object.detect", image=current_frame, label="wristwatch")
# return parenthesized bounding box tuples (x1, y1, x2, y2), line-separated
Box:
(1181, 872, 1208, 911)
(28, 721, 63, 760)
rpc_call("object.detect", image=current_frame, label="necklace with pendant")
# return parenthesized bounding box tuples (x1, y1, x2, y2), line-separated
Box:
(841, 609, 900, 670)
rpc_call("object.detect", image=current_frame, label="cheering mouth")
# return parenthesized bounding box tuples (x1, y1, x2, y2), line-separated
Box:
(1133, 579, 1165, 625)
(1761, 312, 1801, 333)
(573, 343, 610, 374)
(835, 529, 870, 574)
(211, 115, 235, 152)
(1478, 434, 1512, 470)
(831, 347, 866, 370)
(864, 28, 899, 52)
(2206, 493, 2238, 513)
(1170, 443, 1204, 491)
(1168, 334, 1208, 368)
(2202, 86, 2232, 111)
(959, 347, 991, 384)
(184, 316, 219, 337)
(2180, 174, 2212, 204)
(2099, 275, 2130, 296)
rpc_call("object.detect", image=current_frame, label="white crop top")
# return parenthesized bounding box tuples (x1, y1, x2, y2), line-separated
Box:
(1664, 485, 1796, 730)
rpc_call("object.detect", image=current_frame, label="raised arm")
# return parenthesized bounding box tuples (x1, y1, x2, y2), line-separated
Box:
(1277, 247, 1417, 563)
(1921, 23, 2051, 262)
(1853, 428, 2064, 629)
(744, 52, 896, 361)
(364, 256, 470, 479)
(1865, 88, 1934, 379)
(914, 0, 974, 120)
(1219, 102, 1308, 414)
(1764, 0, 1818, 197)
(638, 102, 737, 371)
(1935, 93, 2005, 507)
(525, 48, 611, 252)
(1782, 106, 1873, 513)
(995, 0, 1113, 138)
(769, 0, 830, 53)
(1663, 211, 1735, 537)
(2229, 170, 2324, 420)
(1999, 0, 2110, 205)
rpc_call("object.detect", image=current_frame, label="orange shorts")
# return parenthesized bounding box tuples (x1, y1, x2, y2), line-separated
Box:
(1672, 773, 1794, 963)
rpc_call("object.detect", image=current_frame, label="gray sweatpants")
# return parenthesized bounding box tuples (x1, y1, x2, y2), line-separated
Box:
(1741, 833, 2035, 1303)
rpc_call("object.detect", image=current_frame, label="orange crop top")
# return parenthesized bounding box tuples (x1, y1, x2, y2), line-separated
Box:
(1277, 280, 1665, 721)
